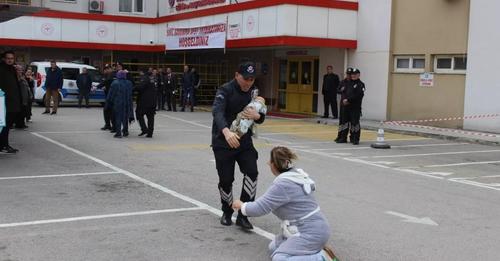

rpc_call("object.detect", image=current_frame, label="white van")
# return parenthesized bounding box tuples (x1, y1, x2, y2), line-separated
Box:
(30, 62, 106, 106)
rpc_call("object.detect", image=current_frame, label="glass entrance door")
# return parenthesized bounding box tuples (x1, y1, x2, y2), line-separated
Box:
(285, 58, 315, 114)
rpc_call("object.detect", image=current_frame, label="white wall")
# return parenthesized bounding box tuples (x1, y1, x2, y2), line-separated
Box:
(463, 0, 500, 132)
(41, 0, 158, 18)
(348, 0, 392, 121)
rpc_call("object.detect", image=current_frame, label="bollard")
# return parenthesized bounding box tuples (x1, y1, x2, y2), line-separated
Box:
(371, 128, 391, 149)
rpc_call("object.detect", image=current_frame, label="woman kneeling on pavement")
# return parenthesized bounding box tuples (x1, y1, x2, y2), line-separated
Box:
(233, 146, 337, 261)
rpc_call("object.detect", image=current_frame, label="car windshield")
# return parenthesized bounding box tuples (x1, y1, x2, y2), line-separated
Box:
(88, 69, 103, 82)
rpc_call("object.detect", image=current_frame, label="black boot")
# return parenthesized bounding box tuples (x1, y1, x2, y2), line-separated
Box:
(220, 212, 233, 226)
(236, 212, 253, 230)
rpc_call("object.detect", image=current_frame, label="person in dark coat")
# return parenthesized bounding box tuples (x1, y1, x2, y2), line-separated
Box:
(336, 68, 365, 145)
(76, 67, 93, 108)
(181, 65, 194, 112)
(334, 68, 353, 143)
(106, 70, 134, 138)
(97, 66, 115, 131)
(135, 70, 157, 138)
(0, 50, 22, 153)
(211, 61, 266, 230)
(157, 68, 167, 111)
(24, 68, 35, 123)
(14, 65, 30, 129)
(43, 60, 63, 115)
(321, 65, 340, 119)
(165, 67, 178, 112)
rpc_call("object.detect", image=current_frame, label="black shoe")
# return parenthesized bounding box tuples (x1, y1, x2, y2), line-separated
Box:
(162, 107, 166, 111)
(335, 139, 347, 144)
(352, 141, 359, 145)
(0, 146, 18, 154)
(180, 107, 185, 112)
(332, 117, 338, 119)
(42, 111, 50, 114)
(220, 212, 233, 226)
(321, 116, 329, 118)
(113, 134, 122, 138)
(51, 111, 57, 115)
(123, 132, 129, 137)
(166, 109, 172, 111)
(110, 130, 117, 133)
(146, 133, 153, 138)
(236, 214, 253, 230)
(138, 131, 147, 137)
(101, 126, 111, 131)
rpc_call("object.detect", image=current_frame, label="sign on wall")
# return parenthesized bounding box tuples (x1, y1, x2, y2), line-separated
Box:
(228, 23, 241, 40)
(419, 72, 434, 87)
(166, 23, 227, 50)
(168, 0, 229, 14)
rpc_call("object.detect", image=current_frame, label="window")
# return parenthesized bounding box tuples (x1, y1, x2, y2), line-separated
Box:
(394, 56, 425, 73)
(119, 0, 144, 13)
(61, 68, 80, 80)
(434, 55, 467, 73)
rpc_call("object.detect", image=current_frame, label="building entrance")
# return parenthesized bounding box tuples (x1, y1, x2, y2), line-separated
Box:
(279, 57, 319, 114)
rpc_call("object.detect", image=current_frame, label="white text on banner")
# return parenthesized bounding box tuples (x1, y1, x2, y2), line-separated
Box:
(166, 23, 227, 50)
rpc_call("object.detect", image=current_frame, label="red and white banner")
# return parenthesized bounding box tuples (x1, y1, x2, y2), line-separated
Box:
(166, 23, 227, 50)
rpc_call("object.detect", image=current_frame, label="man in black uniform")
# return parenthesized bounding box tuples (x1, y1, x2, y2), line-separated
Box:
(335, 67, 353, 142)
(165, 67, 177, 111)
(135, 69, 158, 138)
(212, 61, 265, 230)
(336, 68, 365, 145)
(157, 68, 166, 111)
(97, 65, 115, 131)
(321, 65, 340, 119)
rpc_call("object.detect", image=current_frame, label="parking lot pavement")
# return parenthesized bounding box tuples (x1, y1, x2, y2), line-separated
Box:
(1, 107, 500, 261)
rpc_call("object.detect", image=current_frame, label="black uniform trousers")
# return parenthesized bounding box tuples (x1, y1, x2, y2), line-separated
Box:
(166, 91, 176, 111)
(323, 94, 338, 118)
(103, 91, 114, 129)
(0, 112, 16, 148)
(137, 108, 155, 135)
(337, 105, 361, 142)
(157, 89, 166, 110)
(213, 145, 259, 215)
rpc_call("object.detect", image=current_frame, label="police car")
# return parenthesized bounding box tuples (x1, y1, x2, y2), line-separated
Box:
(30, 62, 106, 106)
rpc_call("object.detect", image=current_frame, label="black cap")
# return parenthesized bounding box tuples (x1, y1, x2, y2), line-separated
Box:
(352, 68, 360, 74)
(238, 61, 256, 79)
(346, 67, 354, 74)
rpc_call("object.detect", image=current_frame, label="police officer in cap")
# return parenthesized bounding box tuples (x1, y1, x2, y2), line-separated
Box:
(212, 60, 266, 230)
(335, 68, 365, 145)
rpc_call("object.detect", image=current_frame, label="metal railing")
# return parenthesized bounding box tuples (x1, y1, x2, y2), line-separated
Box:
(0, 0, 31, 5)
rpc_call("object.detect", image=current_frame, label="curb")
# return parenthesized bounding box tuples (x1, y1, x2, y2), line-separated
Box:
(309, 117, 500, 146)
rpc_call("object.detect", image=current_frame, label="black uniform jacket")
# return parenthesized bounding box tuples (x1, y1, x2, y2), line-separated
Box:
(211, 79, 265, 149)
(135, 74, 157, 114)
(345, 79, 365, 109)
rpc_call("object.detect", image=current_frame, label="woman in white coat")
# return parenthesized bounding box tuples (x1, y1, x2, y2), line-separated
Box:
(233, 146, 337, 261)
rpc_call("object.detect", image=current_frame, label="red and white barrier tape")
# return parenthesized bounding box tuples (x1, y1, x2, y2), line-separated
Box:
(384, 113, 500, 125)
(393, 123, 500, 138)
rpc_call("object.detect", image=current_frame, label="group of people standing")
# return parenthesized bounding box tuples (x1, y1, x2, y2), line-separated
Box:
(322, 65, 366, 145)
(0, 50, 35, 154)
(97, 63, 200, 139)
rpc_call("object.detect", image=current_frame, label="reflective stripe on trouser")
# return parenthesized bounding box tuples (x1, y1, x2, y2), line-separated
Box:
(213, 146, 259, 214)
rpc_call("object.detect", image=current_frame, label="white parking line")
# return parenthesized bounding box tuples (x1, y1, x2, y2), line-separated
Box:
(353, 149, 500, 159)
(0, 207, 203, 228)
(31, 132, 275, 240)
(0, 171, 119, 180)
(423, 161, 500, 168)
(311, 143, 469, 151)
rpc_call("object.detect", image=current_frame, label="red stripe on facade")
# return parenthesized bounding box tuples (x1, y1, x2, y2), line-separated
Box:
(158, 0, 358, 23)
(0, 36, 356, 51)
(32, 0, 358, 24)
(227, 36, 357, 49)
(0, 39, 164, 52)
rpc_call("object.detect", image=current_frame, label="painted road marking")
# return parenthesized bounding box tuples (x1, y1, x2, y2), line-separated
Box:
(37, 129, 206, 134)
(353, 149, 500, 159)
(422, 160, 500, 168)
(0, 207, 203, 228)
(311, 143, 470, 151)
(0, 171, 120, 180)
(31, 132, 275, 240)
(385, 211, 438, 226)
